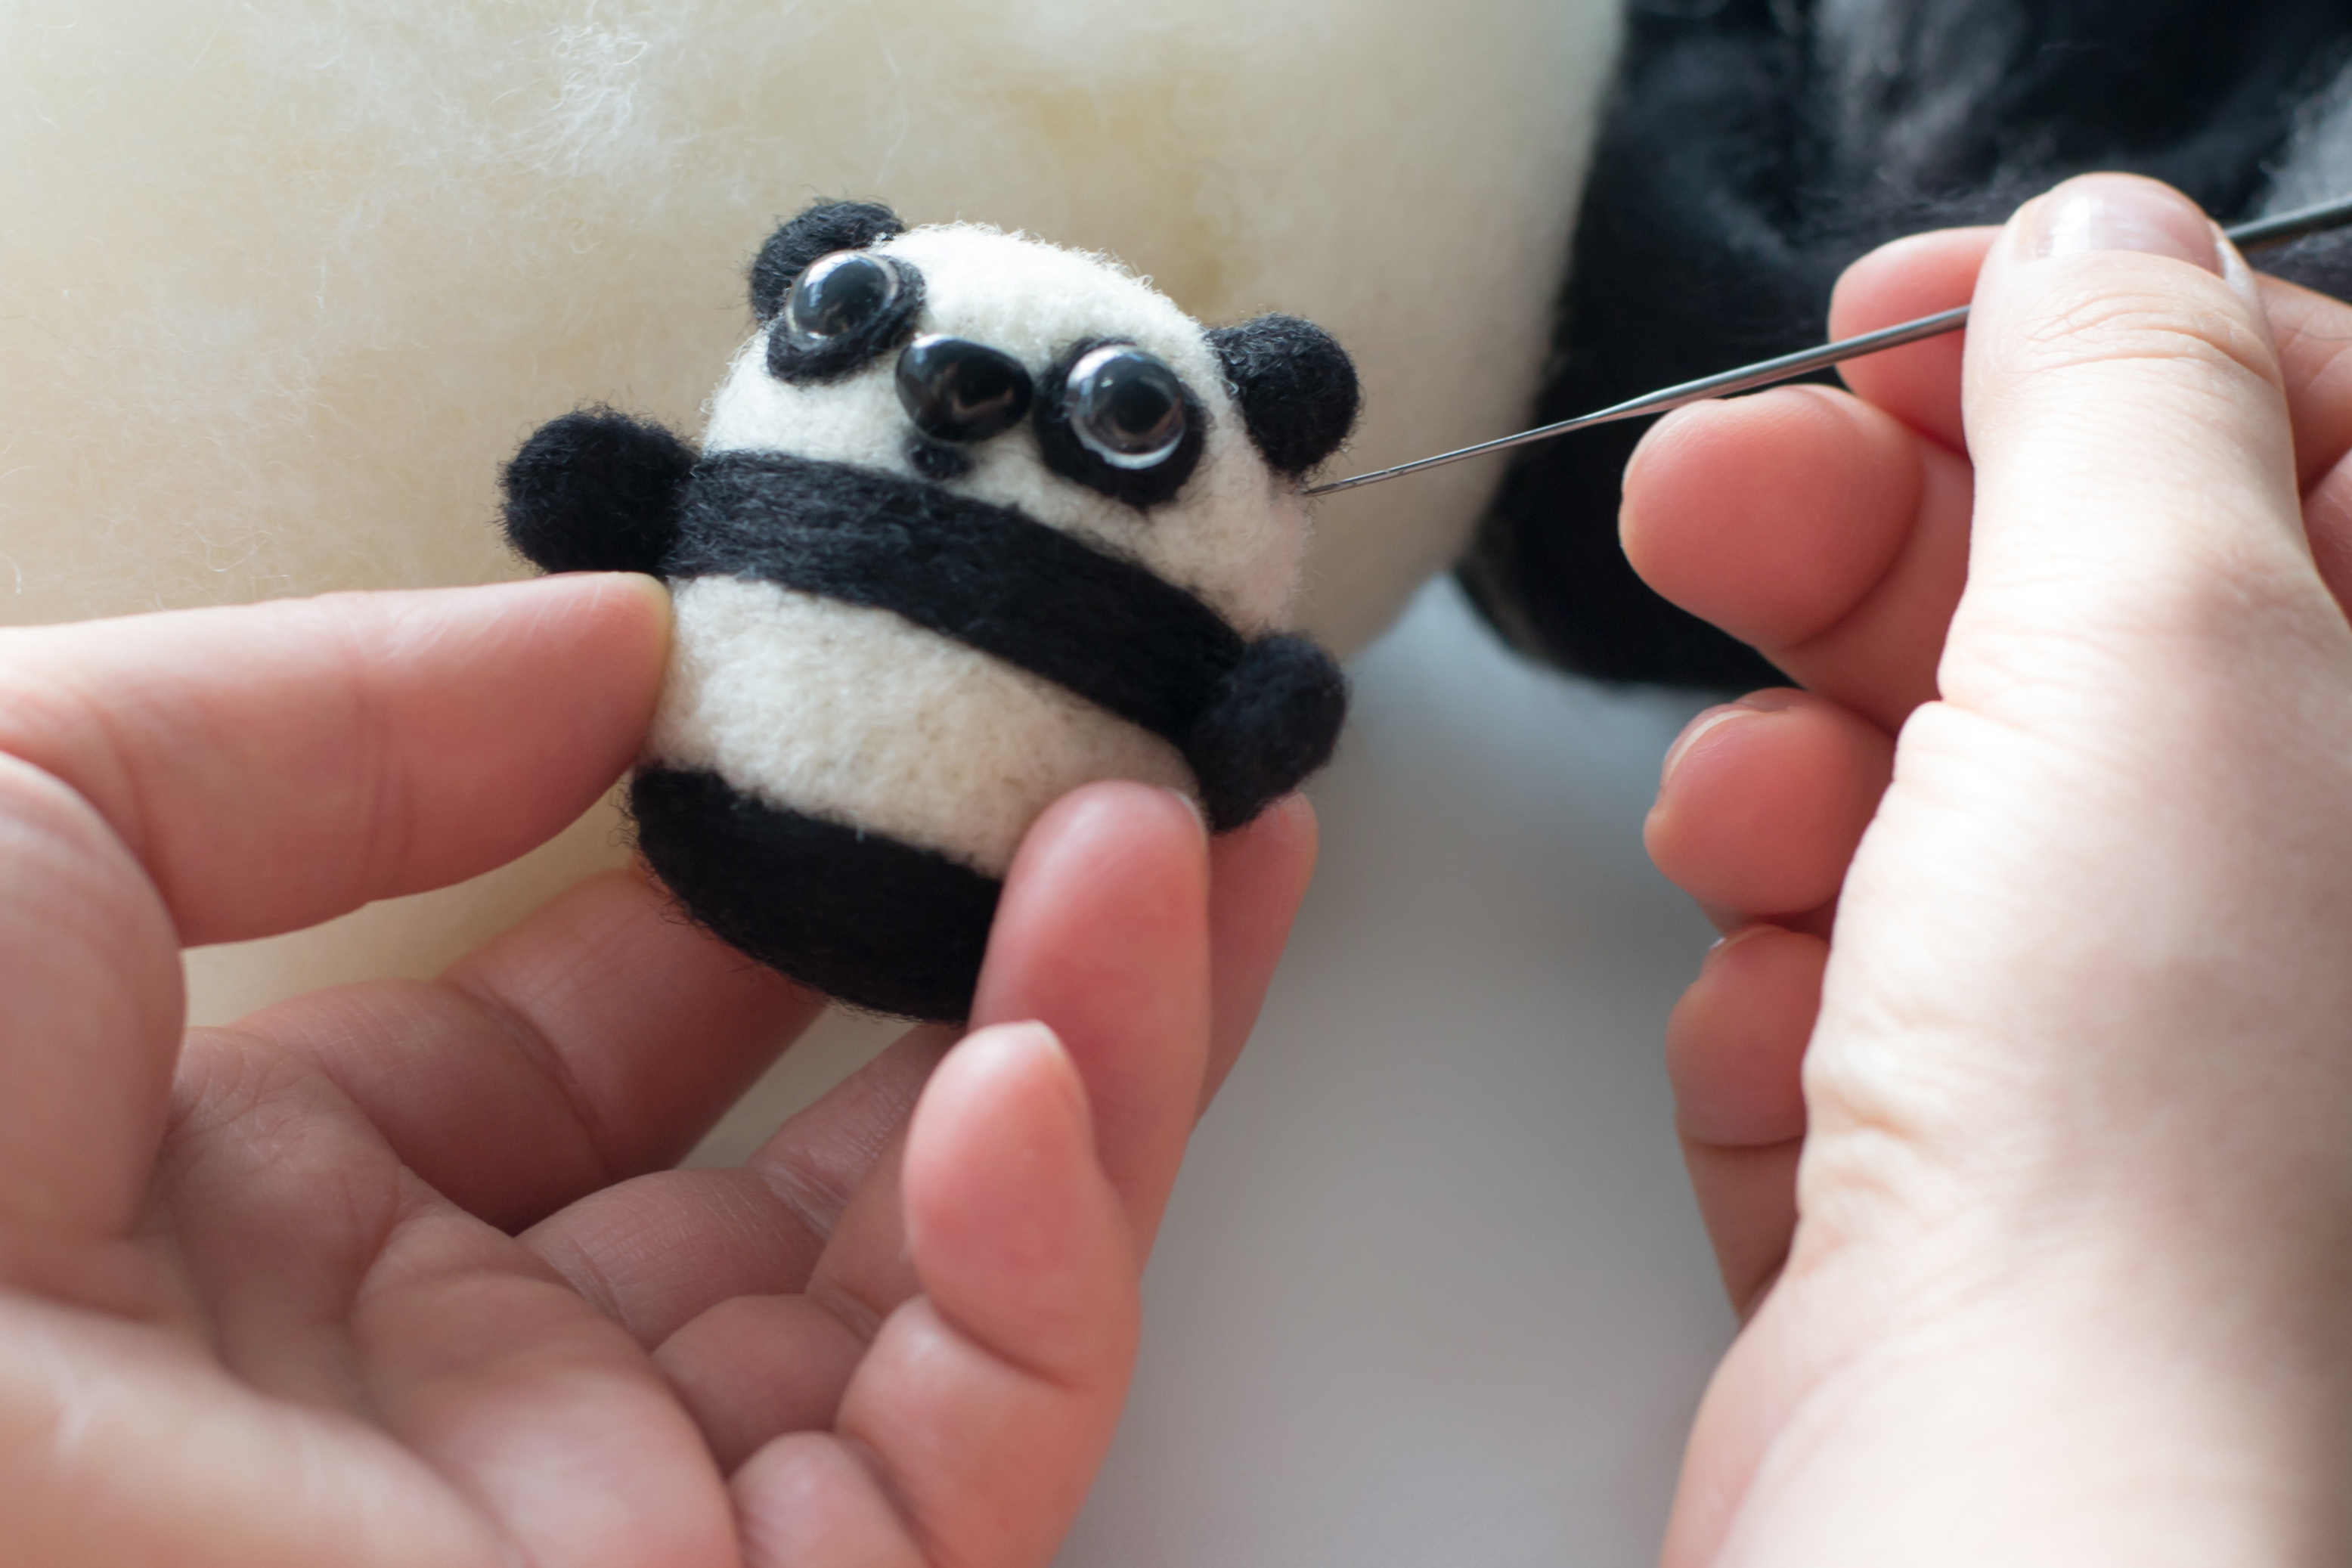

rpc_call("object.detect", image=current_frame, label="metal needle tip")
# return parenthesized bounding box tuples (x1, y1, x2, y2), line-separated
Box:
(1306, 191, 2352, 498)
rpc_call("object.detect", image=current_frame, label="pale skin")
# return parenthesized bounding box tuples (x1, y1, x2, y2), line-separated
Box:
(0, 570, 1319, 1567)
(1634, 173, 2352, 1563)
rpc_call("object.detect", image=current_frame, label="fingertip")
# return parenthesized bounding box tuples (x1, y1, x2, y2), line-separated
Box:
(589, 569, 675, 665)
(510, 569, 674, 711)
(1666, 923, 1828, 1148)
(1624, 386, 1923, 654)
(904, 1020, 1132, 1381)
(1647, 689, 1894, 919)
(1243, 789, 1319, 858)
(733, 1435, 919, 1568)
(1620, 396, 1715, 530)
(1830, 227, 1999, 337)
(1960, 177, 2307, 649)
(1207, 791, 1319, 924)
(1826, 226, 1994, 451)
(978, 780, 1213, 1032)
(914, 1020, 1090, 1170)
(1620, 395, 1737, 581)
(1016, 779, 1209, 880)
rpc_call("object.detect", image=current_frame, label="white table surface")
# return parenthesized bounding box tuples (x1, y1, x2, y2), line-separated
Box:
(693, 578, 1735, 1566)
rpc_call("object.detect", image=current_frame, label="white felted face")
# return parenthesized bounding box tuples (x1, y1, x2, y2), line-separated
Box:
(649, 576, 1192, 877)
(699, 225, 1307, 634)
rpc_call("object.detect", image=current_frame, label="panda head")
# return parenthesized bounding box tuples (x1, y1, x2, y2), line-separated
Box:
(702, 200, 1359, 633)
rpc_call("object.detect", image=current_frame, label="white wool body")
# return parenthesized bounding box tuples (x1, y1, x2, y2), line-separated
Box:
(703, 224, 1304, 634)
(651, 578, 1193, 878)
(3, 0, 1621, 1021)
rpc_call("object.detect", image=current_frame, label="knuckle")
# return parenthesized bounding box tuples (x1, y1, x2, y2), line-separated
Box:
(2000, 275, 2281, 403)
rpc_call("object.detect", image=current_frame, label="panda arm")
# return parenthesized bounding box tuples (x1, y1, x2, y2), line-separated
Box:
(1183, 634, 1349, 834)
(500, 408, 696, 578)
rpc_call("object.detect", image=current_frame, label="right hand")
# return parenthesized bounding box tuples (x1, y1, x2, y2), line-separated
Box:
(1628, 174, 2352, 1564)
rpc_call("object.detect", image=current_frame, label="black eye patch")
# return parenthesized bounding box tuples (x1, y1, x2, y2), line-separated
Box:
(748, 200, 904, 322)
(1033, 339, 1206, 509)
(766, 251, 926, 386)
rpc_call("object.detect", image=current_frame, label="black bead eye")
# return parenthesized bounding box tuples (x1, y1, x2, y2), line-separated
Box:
(1033, 339, 1206, 507)
(895, 336, 1035, 444)
(1062, 345, 1188, 469)
(765, 249, 925, 386)
(783, 252, 902, 346)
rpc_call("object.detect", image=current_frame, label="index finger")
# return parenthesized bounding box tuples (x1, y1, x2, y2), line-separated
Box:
(0, 575, 668, 1240)
(0, 574, 669, 945)
(1629, 223, 2352, 735)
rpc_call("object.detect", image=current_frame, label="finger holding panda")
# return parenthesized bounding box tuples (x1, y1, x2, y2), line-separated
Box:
(735, 784, 1242, 1563)
(730, 1019, 1138, 1568)
(0, 572, 668, 1245)
(541, 782, 1309, 1475)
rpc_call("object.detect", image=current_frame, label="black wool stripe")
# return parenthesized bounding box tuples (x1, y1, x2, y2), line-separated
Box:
(631, 767, 999, 1022)
(669, 451, 1247, 748)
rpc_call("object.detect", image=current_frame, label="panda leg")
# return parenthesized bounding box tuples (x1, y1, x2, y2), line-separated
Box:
(500, 408, 696, 577)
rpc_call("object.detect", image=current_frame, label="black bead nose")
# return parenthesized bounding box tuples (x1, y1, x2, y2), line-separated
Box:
(895, 336, 1034, 445)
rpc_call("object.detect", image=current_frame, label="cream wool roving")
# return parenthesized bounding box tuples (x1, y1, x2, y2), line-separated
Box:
(0, 2, 1619, 1023)
(504, 203, 1358, 1019)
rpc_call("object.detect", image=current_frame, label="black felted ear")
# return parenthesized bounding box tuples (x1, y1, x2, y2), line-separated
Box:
(1183, 633, 1348, 833)
(501, 408, 696, 577)
(1206, 315, 1360, 478)
(748, 200, 906, 322)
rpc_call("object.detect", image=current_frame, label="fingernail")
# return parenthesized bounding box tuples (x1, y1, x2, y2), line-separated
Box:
(1705, 923, 1777, 959)
(2029, 174, 2221, 276)
(1660, 705, 1747, 785)
(1728, 688, 1802, 714)
(1159, 786, 1207, 835)
(1659, 688, 1803, 788)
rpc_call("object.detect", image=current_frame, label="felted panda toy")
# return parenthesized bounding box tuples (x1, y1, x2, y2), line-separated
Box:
(501, 200, 1359, 1021)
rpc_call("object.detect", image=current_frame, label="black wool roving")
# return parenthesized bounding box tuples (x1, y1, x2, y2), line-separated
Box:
(1463, 0, 2352, 689)
(501, 201, 1359, 1021)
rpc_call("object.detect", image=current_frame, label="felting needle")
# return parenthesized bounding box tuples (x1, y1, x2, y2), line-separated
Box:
(1307, 190, 2352, 498)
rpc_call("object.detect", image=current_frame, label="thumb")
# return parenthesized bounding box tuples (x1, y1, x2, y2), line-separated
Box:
(1951, 173, 2319, 717)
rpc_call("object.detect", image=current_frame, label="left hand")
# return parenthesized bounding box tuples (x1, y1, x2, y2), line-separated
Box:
(0, 574, 1317, 1567)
